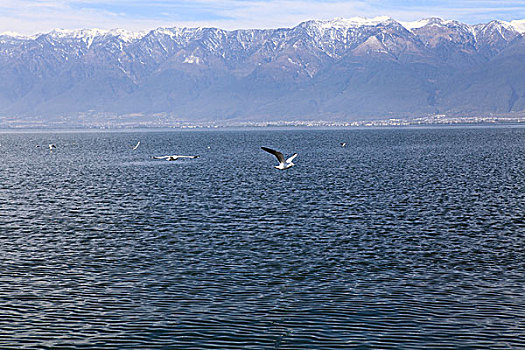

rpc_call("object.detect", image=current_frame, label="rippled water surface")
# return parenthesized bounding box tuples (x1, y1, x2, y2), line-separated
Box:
(1, 127, 524, 349)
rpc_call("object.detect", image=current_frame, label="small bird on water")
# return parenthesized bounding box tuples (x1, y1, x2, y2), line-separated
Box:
(49, 144, 57, 151)
(340, 142, 346, 147)
(261, 146, 297, 170)
(152, 155, 199, 161)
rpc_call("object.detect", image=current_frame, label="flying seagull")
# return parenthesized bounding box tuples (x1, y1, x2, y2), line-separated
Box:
(131, 141, 140, 150)
(340, 142, 346, 147)
(152, 155, 199, 161)
(49, 144, 57, 150)
(261, 146, 297, 170)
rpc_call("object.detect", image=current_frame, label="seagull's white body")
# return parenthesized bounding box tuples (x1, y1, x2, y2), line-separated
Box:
(132, 141, 140, 150)
(153, 155, 199, 161)
(261, 146, 297, 170)
(341, 142, 346, 147)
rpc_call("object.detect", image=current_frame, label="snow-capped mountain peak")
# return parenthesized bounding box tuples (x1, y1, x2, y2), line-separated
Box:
(508, 19, 525, 33)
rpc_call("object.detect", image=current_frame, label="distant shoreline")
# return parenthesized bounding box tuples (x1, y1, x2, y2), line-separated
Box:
(2, 113, 525, 130)
(1, 120, 525, 133)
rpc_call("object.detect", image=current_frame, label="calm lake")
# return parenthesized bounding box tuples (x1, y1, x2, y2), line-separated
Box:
(1, 127, 524, 349)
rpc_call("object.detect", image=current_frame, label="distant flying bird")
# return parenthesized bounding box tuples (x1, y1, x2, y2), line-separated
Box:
(152, 155, 199, 161)
(131, 141, 140, 150)
(49, 144, 56, 150)
(340, 142, 346, 147)
(261, 146, 297, 170)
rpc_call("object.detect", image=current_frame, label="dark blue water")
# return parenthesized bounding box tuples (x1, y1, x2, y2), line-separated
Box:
(1, 127, 524, 349)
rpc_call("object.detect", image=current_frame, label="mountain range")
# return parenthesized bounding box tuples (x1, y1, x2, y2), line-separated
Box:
(1, 16, 525, 126)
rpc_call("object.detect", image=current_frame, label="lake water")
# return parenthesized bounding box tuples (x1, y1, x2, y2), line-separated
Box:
(1, 127, 524, 349)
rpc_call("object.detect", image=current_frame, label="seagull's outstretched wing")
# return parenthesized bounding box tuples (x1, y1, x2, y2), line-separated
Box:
(261, 147, 284, 164)
(286, 153, 297, 163)
(132, 141, 140, 150)
(175, 155, 199, 159)
(153, 156, 169, 159)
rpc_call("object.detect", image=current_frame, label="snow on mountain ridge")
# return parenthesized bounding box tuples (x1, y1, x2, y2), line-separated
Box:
(400, 17, 472, 31)
(46, 28, 148, 43)
(508, 19, 525, 33)
(0, 31, 38, 40)
(476, 20, 517, 41)
(313, 16, 394, 29)
(2, 16, 523, 41)
(400, 19, 431, 30)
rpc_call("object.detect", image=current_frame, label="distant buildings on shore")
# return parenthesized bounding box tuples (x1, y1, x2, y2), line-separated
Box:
(1, 114, 524, 129)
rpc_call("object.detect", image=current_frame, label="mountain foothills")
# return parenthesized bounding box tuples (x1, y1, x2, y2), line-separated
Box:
(1, 16, 525, 125)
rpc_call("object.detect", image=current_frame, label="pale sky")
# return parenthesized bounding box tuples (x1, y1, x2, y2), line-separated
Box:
(2, 0, 525, 35)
